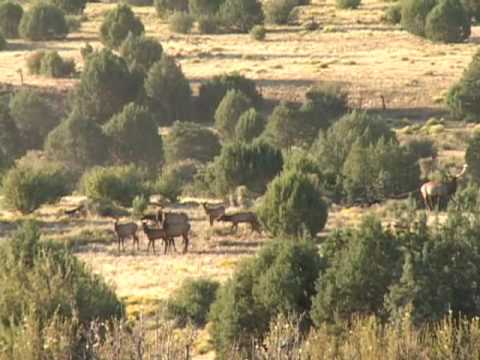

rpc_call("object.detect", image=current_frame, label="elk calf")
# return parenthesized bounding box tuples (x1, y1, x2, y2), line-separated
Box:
(142, 222, 177, 255)
(202, 202, 225, 226)
(218, 212, 261, 234)
(114, 219, 139, 252)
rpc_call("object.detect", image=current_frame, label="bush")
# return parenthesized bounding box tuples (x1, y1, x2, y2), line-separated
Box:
(2, 159, 71, 213)
(132, 194, 148, 218)
(264, 102, 312, 149)
(0, 102, 22, 165)
(155, 0, 188, 17)
(189, 0, 224, 16)
(264, 0, 298, 24)
(169, 11, 194, 33)
(336, 0, 361, 9)
(0, 221, 123, 350)
(9, 89, 58, 150)
(214, 89, 252, 140)
(80, 42, 93, 60)
(28, 50, 75, 78)
(0, 33, 6, 51)
(197, 73, 262, 123)
(103, 103, 164, 170)
(0, 1, 23, 38)
(235, 108, 265, 142)
(384, 3, 402, 24)
(159, 159, 200, 196)
(80, 165, 149, 206)
(51, 0, 86, 14)
(119, 33, 163, 74)
(462, 0, 480, 20)
(446, 49, 480, 121)
(100, 4, 144, 49)
(166, 278, 219, 327)
(210, 240, 323, 358)
(71, 49, 139, 124)
(145, 55, 192, 125)
(44, 110, 109, 171)
(19, 3, 68, 41)
(213, 140, 283, 195)
(424, 0, 470, 43)
(164, 121, 221, 164)
(258, 170, 328, 238)
(465, 133, 480, 181)
(404, 136, 437, 160)
(401, 0, 436, 36)
(218, 0, 264, 32)
(198, 14, 220, 33)
(66, 14, 82, 32)
(250, 24, 266, 40)
(155, 169, 183, 202)
(311, 216, 401, 325)
(125, 0, 153, 6)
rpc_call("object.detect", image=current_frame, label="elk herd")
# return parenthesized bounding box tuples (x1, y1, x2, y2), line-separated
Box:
(112, 202, 261, 255)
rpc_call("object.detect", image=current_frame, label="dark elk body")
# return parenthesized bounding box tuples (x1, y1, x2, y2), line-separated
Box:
(218, 212, 261, 233)
(113, 219, 139, 252)
(202, 202, 225, 226)
(142, 212, 191, 254)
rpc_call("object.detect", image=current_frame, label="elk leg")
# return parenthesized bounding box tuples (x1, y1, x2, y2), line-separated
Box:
(133, 235, 139, 252)
(209, 216, 213, 226)
(182, 234, 189, 254)
(164, 238, 168, 255)
(170, 238, 178, 253)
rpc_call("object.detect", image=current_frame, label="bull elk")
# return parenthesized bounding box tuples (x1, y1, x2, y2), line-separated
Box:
(202, 202, 225, 226)
(113, 219, 139, 252)
(218, 212, 261, 234)
(420, 164, 468, 211)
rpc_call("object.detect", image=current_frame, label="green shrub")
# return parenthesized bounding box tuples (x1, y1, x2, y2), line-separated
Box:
(71, 49, 139, 124)
(213, 140, 283, 195)
(100, 4, 144, 49)
(103, 103, 164, 170)
(218, 0, 264, 32)
(189, 0, 224, 16)
(32, 50, 75, 78)
(465, 133, 480, 181)
(119, 33, 163, 74)
(210, 240, 323, 358)
(132, 194, 148, 218)
(0, 102, 22, 165)
(235, 108, 265, 142)
(264, 102, 312, 149)
(336, 0, 361, 9)
(155, 169, 183, 202)
(155, 0, 189, 17)
(264, 0, 298, 24)
(401, 0, 436, 36)
(462, 0, 480, 20)
(9, 89, 58, 150)
(19, 3, 68, 41)
(198, 14, 220, 33)
(166, 278, 219, 327)
(0, 221, 123, 343)
(160, 160, 201, 197)
(65, 14, 82, 31)
(425, 0, 470, 42)
(311, 216, 402, 325)
(168, 11, 194, 33)
(446, 49, 480, 121)
(197, 73, 262, 123)
(80, 165, 149, 206)
(125, 0, 153, 6)
(2, 159, 71, 213)
(50, 0, 86, 14)
(145, 55, 192, 125)
(0, 33, 6, 51)
(384, 3, 402, 23)
(250, 24, 266, 40)
(44, 110, 109, 171)
(0, 1, 23, 38)
(404, 136, 437, 160)
(164, 121, 221, 164)
(80, 42, 93, 60)
(214, 89, 252, 140)
(258, 170, 328, 238)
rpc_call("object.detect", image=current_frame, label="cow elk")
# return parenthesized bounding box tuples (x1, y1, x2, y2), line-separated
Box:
(113, 219, 139, 252)
(142, 222, 177, 255)
(218, 212, 261, 234)
(163, 212, 191, 253)
(420, 164, 468, 211)
(202, 202, 226, 226)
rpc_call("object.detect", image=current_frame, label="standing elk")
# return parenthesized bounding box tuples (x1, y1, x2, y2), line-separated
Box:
(163, 212, 191, 253)
(142, 222, 177, 255)
(420, 164, 468, 211)
(202, 202, 225, 226)
(113, 218, 139, 252)
(218, 212, 261, 234)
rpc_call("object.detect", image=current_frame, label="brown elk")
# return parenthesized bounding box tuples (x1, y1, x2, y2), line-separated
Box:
(218, 212, 261, 234)
(163, 212, 191, 253)
(202, 202, 225, 226)
(113, 219, 139, 252)
(142, 222, 177, 255)
(420, 164, 468, 211)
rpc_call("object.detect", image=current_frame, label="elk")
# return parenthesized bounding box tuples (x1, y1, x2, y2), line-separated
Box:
(218, 212, 261, 234)
(163, 212, 191, 253)
(202, 202, 225, 226)
(113, 219, 139, 252)
(420, 164, 468, 211)
(142, 222, 177, 255)
(63, 204, 85, 217)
